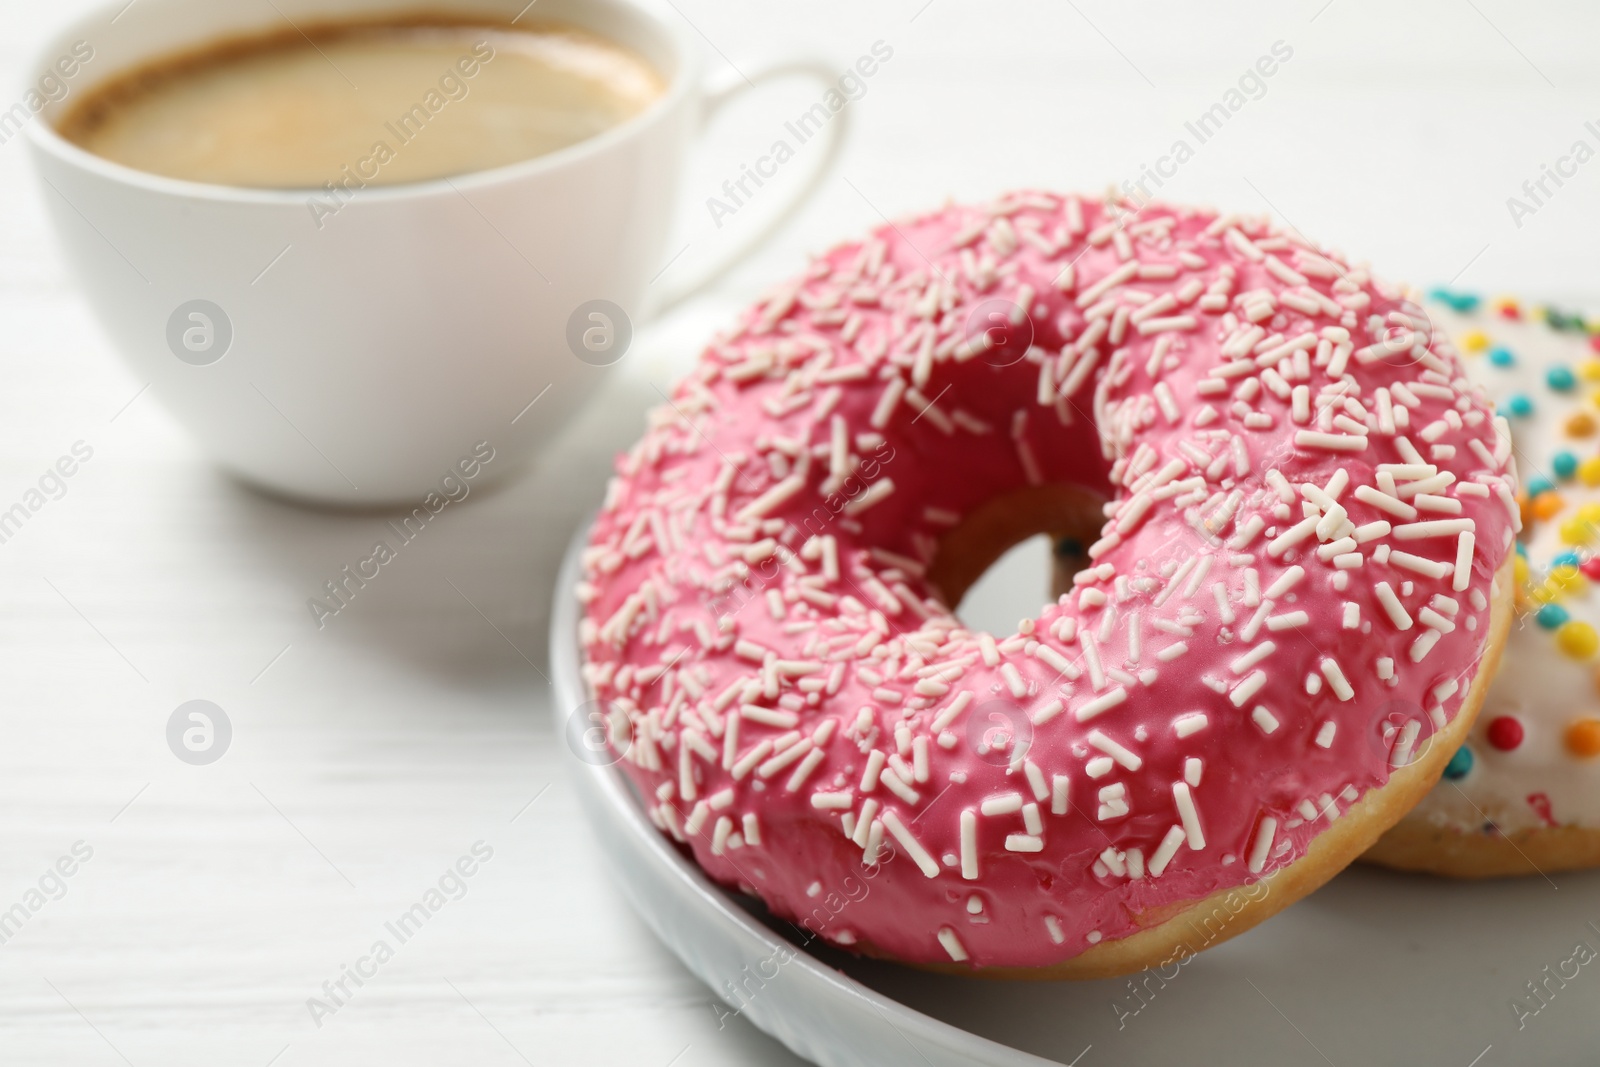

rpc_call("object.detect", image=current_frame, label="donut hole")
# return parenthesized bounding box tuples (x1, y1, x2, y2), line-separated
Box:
(955, 534, 1053, 637)
(926, 483, 1107, 637)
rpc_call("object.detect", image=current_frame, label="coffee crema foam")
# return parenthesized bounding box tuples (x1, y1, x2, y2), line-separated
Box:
(56, 20, 665, 188)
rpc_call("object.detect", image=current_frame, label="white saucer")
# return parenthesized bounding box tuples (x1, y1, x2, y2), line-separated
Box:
(551, 522, 1600, 1067)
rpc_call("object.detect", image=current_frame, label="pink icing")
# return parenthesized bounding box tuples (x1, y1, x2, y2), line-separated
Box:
(577, 193, 1519, 968)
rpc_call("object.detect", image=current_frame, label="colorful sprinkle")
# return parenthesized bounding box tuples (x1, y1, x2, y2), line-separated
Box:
(1548, 367, 1578, 392)
(1557, 621, 1599, 659)
(1550, 563, 1586, 593)
(1559, 518, 1595, 546)
(1567, 413, 1595, 437)
(1580, 358, 1600, 381)
(1494, 297, 1522, 320)
(1429, 288, 1480, 313)
(1489, 346, 1515, 367)
(1565, 719, 1600, 758)
(1581, 456, 1600, 485)
(1442, 746, 1474, 780)
(1460, 329, 1491, 353)
(1547, 308, 1585, 332)
(1537, 604, 1571, 629)
(1486, 716, 1525, 752)
(1505, 394, 1534, 417)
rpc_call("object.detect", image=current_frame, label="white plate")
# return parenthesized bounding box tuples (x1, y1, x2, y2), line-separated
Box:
(551, 522, 1600, 1067)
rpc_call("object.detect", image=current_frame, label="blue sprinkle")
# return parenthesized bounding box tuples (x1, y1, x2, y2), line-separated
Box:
(1489, 346, 1516, 367)
(1429, 288, 1481, 313)
(1537, 603, 1571, 629)
(1443, 746, 1474, 780)
(1555, 551, 1583, 570)
(1548, 366, 1578, 392)
(1505, 394, 1535, 418)
(1528, 475, 1555, 497)
(1516, 542, 1529, 557)
(1555, 452, 1580, 479)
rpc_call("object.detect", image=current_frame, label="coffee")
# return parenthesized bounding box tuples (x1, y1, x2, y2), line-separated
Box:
(56, 19, 664, 188)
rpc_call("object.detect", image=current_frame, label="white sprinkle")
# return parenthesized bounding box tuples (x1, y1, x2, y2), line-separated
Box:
(1248, 816, 1278, 874)
(736, 474, 806, 522)
(1174, 712, 1208, 738)
(937, 927, 969, 962)
(1149, 825, 1187, 877)
(1173, 782, 1206, 849)
(860, 749, 887, 792)
(1230, 641, 1276, 674)
(1391, 720, 1421, 768)
(881, 810, 939, 877)
(1031, 698, 1066, 726)
(843, 478, 895, 516)
(1392, 518, 1474, 541)
(1267, 516, 1318, 557)
(1315, 721, 1337, 748)
(1076, 686, 1129, 722)
(1088, 728, 1142, 771)
(1230, 670, 1268, 707)
(1453, 532, 1474, 592)
(1389, 550, 1452, 580)
(1375, 582, 1413, 630)
(1000, 662, 1029, 700)
(1266, 610, 1309, 632)
(1006, 834, 1044, 852)
(981, 792, 1024, 816)
(960, 809, 979, 879)
(852, 799, 878, 847)
(1320, 658, 1354, 701)
(811, 791, 853, 810)
(1410, 629, 1442, 662)
(1294, 430, 1368, 452)
(1252, 706, 1280, 734)
(786, 748, 826, 791)
(1263, 566, 1304, 599)
(870, 377, 906, 429)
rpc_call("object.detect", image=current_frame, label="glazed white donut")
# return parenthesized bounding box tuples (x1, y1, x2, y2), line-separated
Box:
(1368, 294, 1600, 876)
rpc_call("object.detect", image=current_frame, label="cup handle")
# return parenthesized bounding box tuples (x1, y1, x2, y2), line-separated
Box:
(652, 60, 850, 313)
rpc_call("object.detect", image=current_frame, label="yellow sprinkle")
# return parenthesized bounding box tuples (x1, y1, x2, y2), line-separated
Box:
(1514, 556, 1531, 586)
(1559, 621, 1600, 660)
(1560, 517, 1594, 545)
(1551, 563, 1587, 593)
(1581, 456, 1600, 486)
(1582, 359, 1600, 382)
(1459, 329, 1491, 353)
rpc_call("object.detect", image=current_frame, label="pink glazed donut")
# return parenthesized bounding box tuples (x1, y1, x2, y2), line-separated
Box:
(576, 192, 1517, 976)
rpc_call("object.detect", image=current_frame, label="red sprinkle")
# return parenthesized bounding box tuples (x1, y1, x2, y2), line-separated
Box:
(1498, 304, 1522, 320)
(1487, 715, 1525, 751)
(1527, 792, 1559, 828)
(1590, 334, 1600, 353)
(1582, 557, 1600, 581)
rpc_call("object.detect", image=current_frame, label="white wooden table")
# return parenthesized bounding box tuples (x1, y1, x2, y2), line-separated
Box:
(1, 1, 1597, 1063)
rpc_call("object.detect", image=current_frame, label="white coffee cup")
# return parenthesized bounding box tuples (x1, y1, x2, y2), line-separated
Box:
(27, 0, 845, 505)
